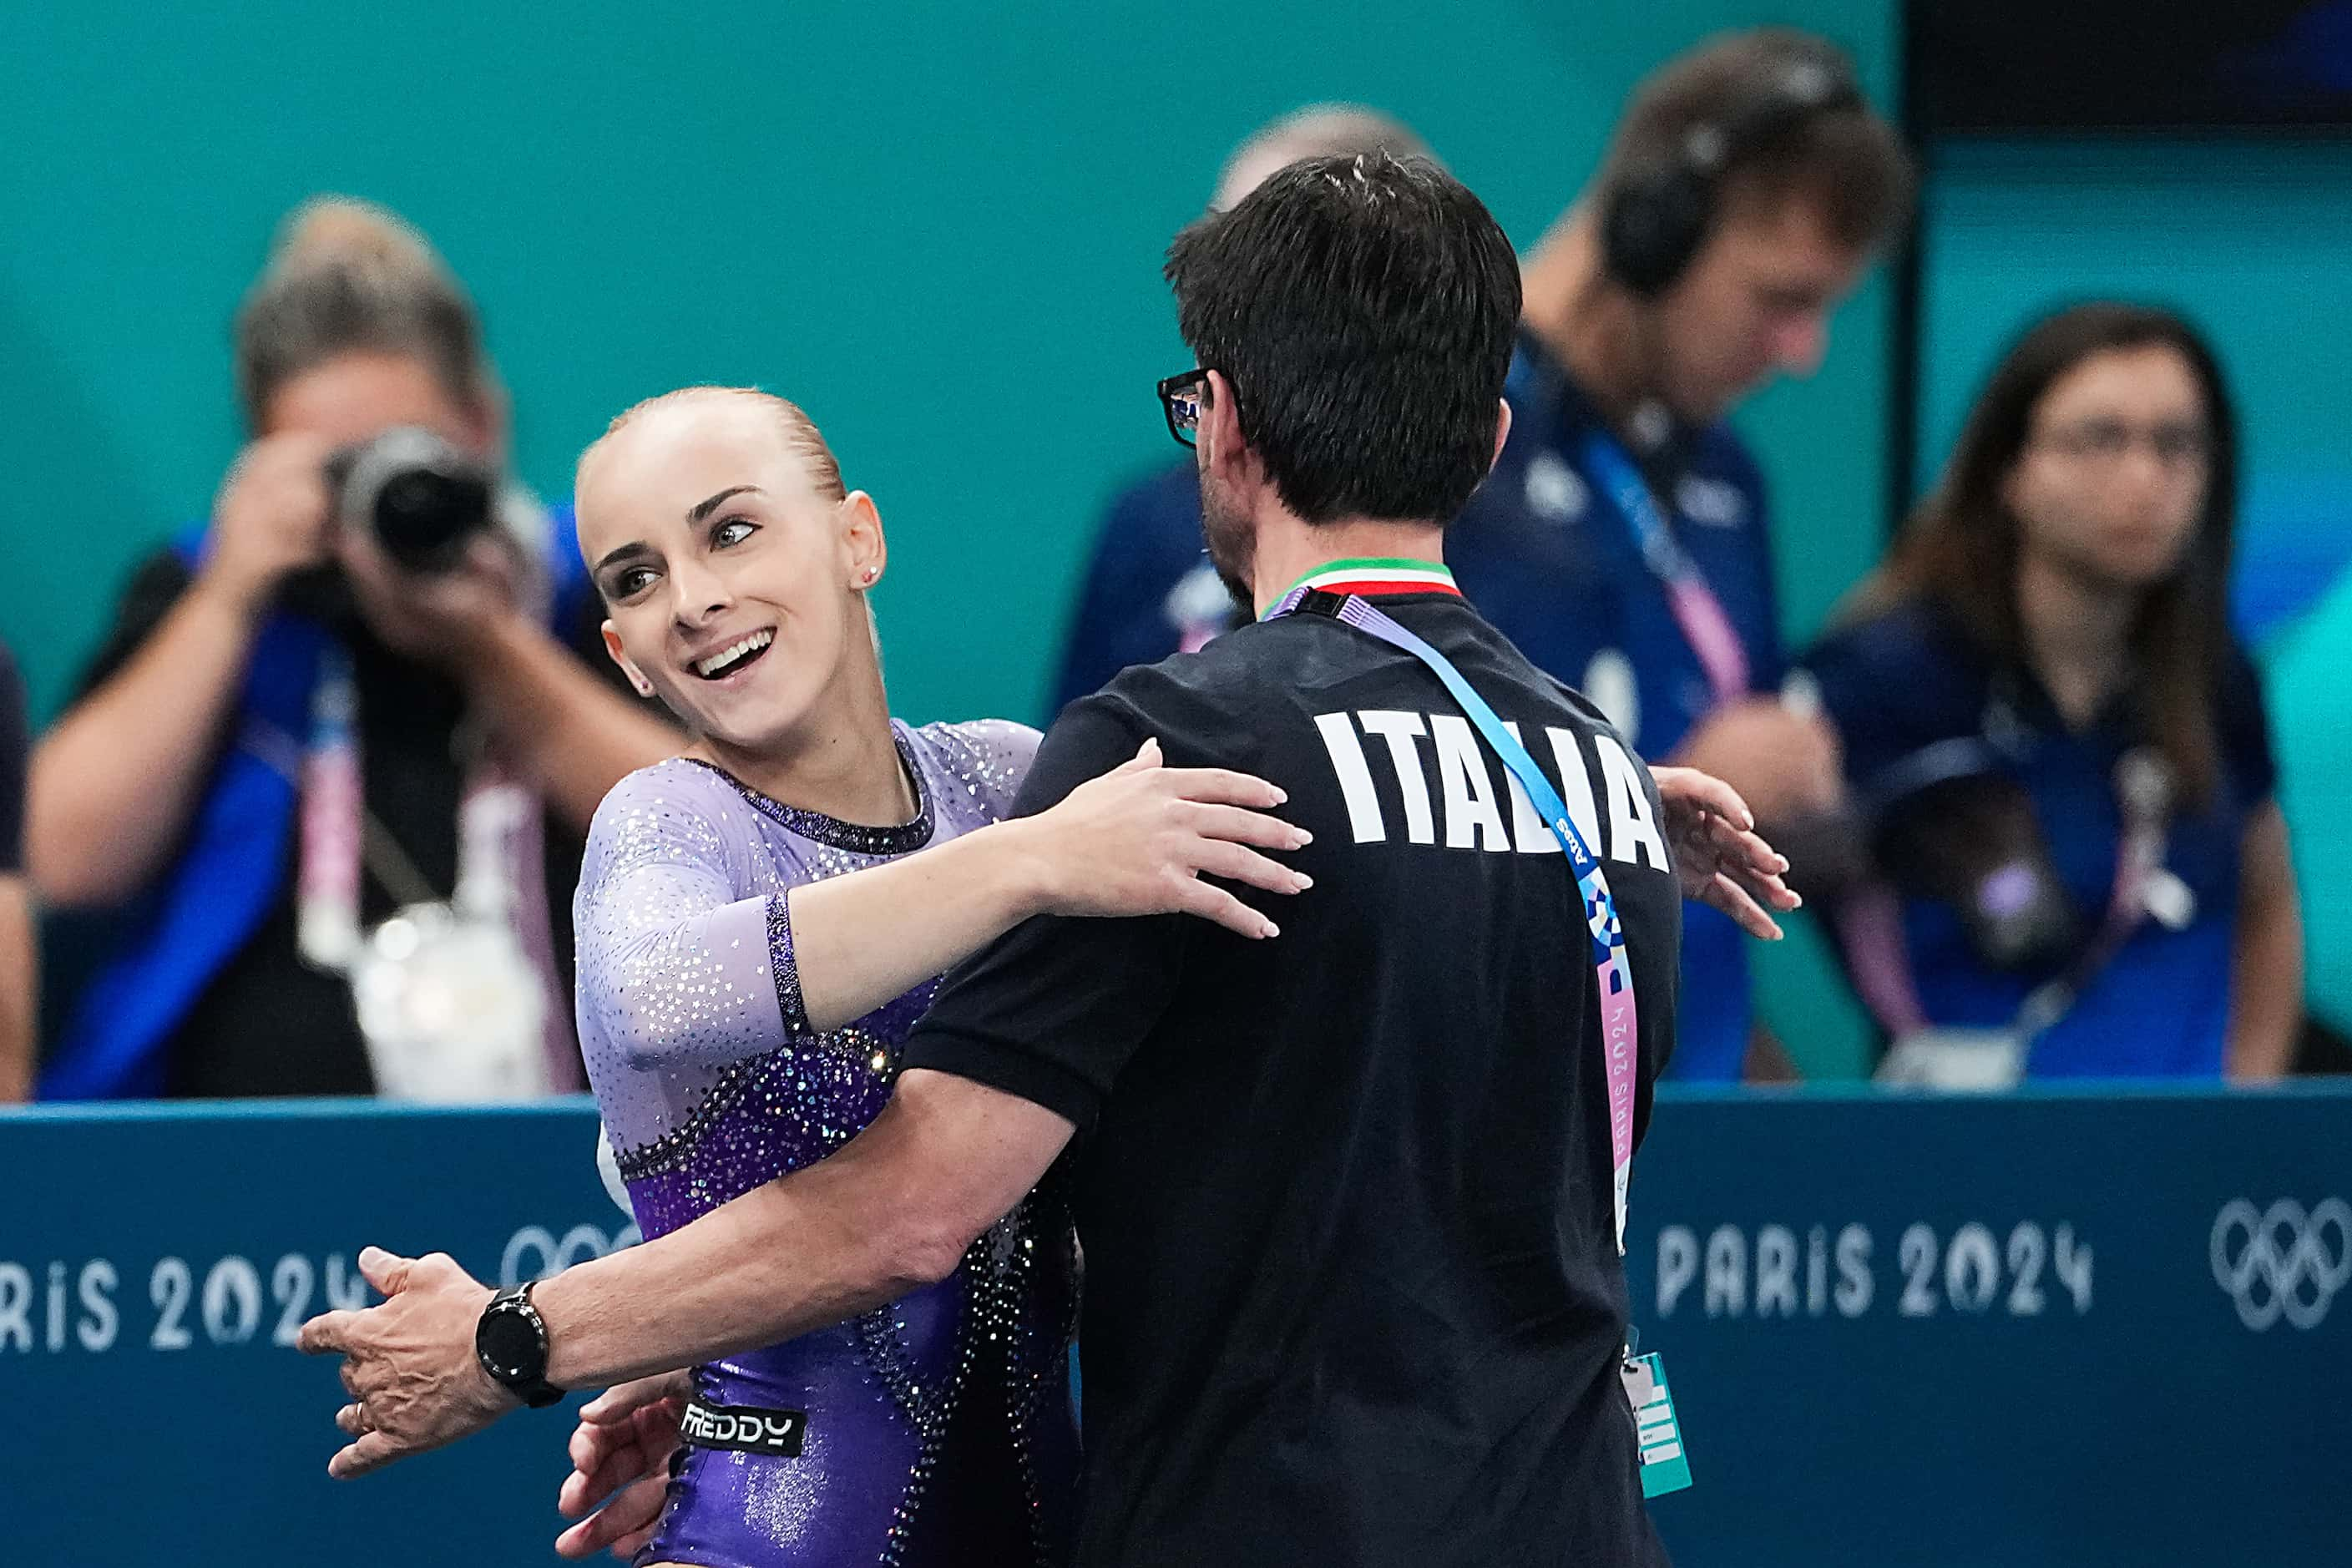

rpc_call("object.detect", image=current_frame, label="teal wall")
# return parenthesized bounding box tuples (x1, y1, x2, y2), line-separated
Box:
(3, 1, 1899, 1071)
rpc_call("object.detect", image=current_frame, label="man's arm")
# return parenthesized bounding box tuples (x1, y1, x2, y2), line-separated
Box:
(544, 1069, 1071, 1384)
(297, 1070, 1072, 1476)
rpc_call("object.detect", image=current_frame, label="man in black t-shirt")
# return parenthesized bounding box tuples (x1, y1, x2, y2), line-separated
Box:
(308, 154, 1793, 1565)
(908, 576, 1686, 1563)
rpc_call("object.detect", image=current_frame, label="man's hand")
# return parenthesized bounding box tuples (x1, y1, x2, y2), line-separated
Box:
(555, 1371, 691, 1560)
(199, 432, 337, 617)
(1667, 697, 1842, 827)
(337, 527, 530, 671)
(296, 1246, 516, 1478)
(1653, 766, 1801, 940)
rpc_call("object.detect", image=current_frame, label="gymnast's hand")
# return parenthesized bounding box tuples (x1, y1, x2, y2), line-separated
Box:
(1652, 766, 1802, 941)
(1019, 737, 1311, 940)
(296, 1246, 515, 1478)
(554, 1371, 691, 1559)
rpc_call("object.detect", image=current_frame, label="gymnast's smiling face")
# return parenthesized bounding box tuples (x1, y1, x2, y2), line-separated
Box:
(576, 390, 888, 756)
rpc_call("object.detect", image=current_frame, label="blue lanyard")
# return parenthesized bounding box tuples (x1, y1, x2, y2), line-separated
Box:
(1576, 430, 1752, 707)
(1578, 429, 1697, 584)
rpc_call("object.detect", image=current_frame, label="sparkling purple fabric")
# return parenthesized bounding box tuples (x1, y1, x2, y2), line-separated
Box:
(574, 720, 1080, 1568)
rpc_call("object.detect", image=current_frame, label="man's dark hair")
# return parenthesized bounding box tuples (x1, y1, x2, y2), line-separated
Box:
(1596, 28, 1913, 252)
(1165, 151, 1521, 526)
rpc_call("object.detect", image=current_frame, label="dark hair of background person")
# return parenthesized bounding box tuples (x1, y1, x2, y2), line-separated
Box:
(231, 196, 492, 433)
(1594, 27, 1913, 252)
(1163, 151, 1521, 526)
(1859, 302, 2239, 808)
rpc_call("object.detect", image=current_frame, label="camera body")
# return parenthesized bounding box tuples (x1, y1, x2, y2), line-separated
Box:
(325, 426, 495, 573)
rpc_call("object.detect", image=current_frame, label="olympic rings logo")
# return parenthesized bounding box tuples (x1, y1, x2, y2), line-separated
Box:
(2209, 1198, 2351, 1332)
(500, 1222, 642, 1287)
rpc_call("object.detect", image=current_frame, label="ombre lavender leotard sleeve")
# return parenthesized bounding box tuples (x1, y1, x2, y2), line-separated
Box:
(573, 769, 799, 1076)
(575, 719, 1040, 1145)
(570, 719, 1076, 1568)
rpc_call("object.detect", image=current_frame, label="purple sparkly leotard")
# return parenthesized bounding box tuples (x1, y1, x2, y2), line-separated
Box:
(574, 720, 1080, 1568)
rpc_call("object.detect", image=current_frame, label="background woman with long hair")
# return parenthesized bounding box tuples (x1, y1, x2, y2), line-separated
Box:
(1802, 302, 2301, 1080)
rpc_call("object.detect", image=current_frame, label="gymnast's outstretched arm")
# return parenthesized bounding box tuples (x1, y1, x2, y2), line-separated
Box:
(582, 741, 1307, 1070)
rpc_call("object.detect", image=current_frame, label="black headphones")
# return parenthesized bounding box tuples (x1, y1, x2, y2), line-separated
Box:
(1599, 49, 1865, 298)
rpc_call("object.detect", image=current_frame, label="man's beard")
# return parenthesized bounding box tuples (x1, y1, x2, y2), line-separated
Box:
(1198, 471, 1256, 614)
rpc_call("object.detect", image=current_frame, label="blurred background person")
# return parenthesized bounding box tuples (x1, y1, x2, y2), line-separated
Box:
(1048, 104, 1435, 714)
(0, 636, 30, 1102)
(27, 198, 678, 1101)
(1446, 28, 1912, 1080)
(1801, 303, 2300, 1082)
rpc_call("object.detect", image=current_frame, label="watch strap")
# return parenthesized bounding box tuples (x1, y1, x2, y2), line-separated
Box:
(476, 1282, 564, 1409)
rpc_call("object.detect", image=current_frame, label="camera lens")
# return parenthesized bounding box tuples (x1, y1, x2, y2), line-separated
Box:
(372, 466, 491, 569)
(331, 427, 496, 572)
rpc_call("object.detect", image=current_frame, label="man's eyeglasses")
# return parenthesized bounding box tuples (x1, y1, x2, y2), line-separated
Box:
(1157, 368, 1211, 448)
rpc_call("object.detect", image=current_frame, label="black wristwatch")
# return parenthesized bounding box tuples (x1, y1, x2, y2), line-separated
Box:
(475, 1282, 564, 1409)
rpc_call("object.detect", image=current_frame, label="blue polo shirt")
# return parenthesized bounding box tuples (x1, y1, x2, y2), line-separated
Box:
(1448, 331, 1785, 1080)
(1802, 599, 2275, 1077)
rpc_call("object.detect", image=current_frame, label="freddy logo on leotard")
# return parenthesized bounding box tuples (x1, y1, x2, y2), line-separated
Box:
(679, 1399, 809, 1458)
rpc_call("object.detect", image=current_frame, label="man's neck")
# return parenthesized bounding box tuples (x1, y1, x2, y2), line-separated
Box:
(1249, 518, 1451, 619)
(698, 640, 915, 826)
(1520, 210, 1652, 429)
(2016, 549, 2137, 726)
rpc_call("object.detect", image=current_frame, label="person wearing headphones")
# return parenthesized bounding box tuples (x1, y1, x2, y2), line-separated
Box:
(1448, 29, 1913, 1080)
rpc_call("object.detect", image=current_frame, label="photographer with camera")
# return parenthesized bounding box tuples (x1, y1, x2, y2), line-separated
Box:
(28, 197, 679, 1100)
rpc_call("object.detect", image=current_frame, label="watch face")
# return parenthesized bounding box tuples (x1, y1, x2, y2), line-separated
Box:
(478, 1301, 544, 1378)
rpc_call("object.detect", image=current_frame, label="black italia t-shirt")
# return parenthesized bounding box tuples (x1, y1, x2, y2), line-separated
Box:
(903, 591, 1681, 1567)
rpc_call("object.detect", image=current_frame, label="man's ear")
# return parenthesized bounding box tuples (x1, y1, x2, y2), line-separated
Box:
(1490, 397, 1514, 473)
(1199, 368, 1259, 493)
(603, 621, 656, 698)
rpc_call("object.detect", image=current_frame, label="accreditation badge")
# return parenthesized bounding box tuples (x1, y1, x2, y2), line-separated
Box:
(352, 903, 550, 1100)
(1621, 1349, 1692, 1498)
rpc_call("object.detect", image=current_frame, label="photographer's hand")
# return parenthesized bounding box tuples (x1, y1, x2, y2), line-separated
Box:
(337, 528, 528, 668)
(199, 432, 338, 619)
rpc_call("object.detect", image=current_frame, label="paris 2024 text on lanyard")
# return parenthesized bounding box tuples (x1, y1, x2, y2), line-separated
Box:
(1264, 556, 1692, 1500)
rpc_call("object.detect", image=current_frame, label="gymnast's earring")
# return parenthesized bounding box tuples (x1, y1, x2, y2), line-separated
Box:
(860, 566, 878, 587)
